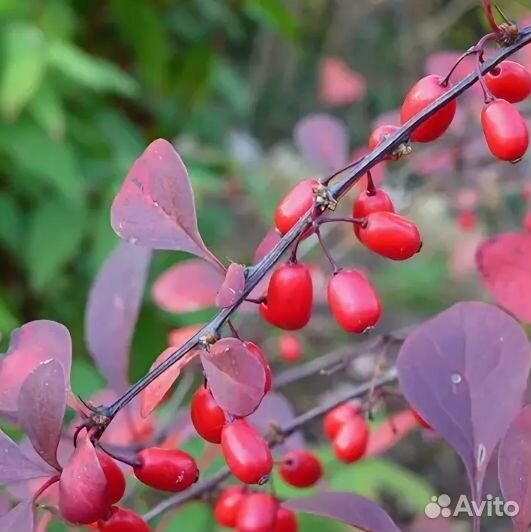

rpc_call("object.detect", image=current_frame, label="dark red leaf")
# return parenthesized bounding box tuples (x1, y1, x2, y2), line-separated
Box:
(248, 392, 305, 454)
(85, 242, 151, 392)
(294, 114, 348, 171)
(140, 346, 200, 417)
(216, 263, 246, 308)
(397, 302, 531, 503)
(499, 404, 531, 532)
(153, 259, 224, 313)
(284, 491, 401, 532)
(168, 324, 203, 347)
(18, 359, 67, 471)
(318, 56, 367, 106)
(111, 138, 222, 269)
(59, 435, 110, 524)
(476, 233, 531, 323)
(0, 502, 34, 532)
(200, 338, 266, 417)
(0, 320, 71, 416)
(253, 229, 281, 264)
(0, 429, 53, 484)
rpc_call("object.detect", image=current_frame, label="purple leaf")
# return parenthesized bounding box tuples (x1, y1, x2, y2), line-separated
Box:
(284, 491, 401, 532)
(152, 259, 224, 313)
(294, 114, 348, 171)
(200, 338, 266, 417)
(85, 242, 151, 392)
(248, 392, 305, 454)
(0, 320, 71, 416)
(499, 404, 531, 532)
(216, 263, 246, 308)
(397, 301, 531, 503)
(0, 502, 34, 532)
(111, 138, 222, 269)
(17, 359, 67, 471)
(253, 229, 281, 264)
(0, 429, 54, 483)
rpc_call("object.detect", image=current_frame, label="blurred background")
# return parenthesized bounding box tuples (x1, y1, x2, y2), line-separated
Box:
(0, 1, 530, 530)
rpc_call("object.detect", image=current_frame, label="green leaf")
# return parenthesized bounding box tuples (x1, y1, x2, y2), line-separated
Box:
(48, 41, 139, 97)
(0, 23, 47, 118)
(70, 358, 105, 397)
(213, 60, 251, 118)
(27, 81, 65, 138)
(0, 119, 83, 201)
(0, 295, 19, 337)
(159, 502, 214, 532)
(244, 0, 299, 40)
(25, 199, 85, 292)
(0, 192, 23, 256)
(329, 457, 433, 513)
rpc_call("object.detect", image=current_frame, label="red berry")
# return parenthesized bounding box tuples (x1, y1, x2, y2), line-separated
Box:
(358, 211, 421, 260)
(332, 416, 369, 463)
(484, 60, 531, 103)
(245, 341, 273, 393)
(236, 493, 277, 532)
(327, 270, 381, 333)
(274, 179, 318, 235)
(279, 450, 322, 488)
(523, 212, 531, 232)
(260, 262, 313, 331)
(278, 334, 302, 363)
(411, 408, 431, 430)
(214, 486, 247, 528)
(98, 506, 151, 532)
(368, 125, 400, 159)
(323, 403, 361, 440)
(400, 75, 457, 142)
(456, 211, 476, 231)
(133, 447, 198, 492)
(273, 507, 298, 532)
(190, 386, 226, 444)
(221, 419, 273, 484)
(481, 99, 529, 162)
(353, 189, 395, 219)
(97, 452, 126, 505)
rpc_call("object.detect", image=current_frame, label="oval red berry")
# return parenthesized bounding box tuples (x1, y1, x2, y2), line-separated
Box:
(190, 386, 226, 444)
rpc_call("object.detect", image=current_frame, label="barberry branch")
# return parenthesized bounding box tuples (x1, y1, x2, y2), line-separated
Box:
(93, 26, 531, 434)
(142, 367, 398, 523)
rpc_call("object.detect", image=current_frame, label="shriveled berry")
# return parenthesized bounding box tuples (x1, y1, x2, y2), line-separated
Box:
(358, 211, 421, 260)
(236, 493, 277, 532)
(279, 450, 322, 488)
(214, 486, 247, 528)
(327, 270, 381, 333)
(481, 99, 529, 162)
(133, 447, 198, 492)
(274, 507, 298, 532)
(260, 262, 313, 331)
(278, 333, 302, 363)
(97, 451, 126, 505)
(323, 403, 361, 440)
(368, 125, 400, 159)
(400, 75, 457, 142)
(245, 341, 273, 393)
(98, 506, 151, 532)
(274, 179, 318, 235)
(221, 419, 273, 484)
(484, 60, 531, 103)
(190, 386, 226, 444)
(332, 416, 369, 463)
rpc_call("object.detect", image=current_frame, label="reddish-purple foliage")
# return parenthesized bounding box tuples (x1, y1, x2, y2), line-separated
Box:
(200, 338, 266, 417)
(0, 502, 34, 532)
(153, 259, 224, 313)
(284, 491, 401, 532)
(18, 359, 67, 471)
(0, 429, 54, 484)
(397, 302, 531, 503)
(0, 320, 71, 417)
(318, 56, 367, 106)
(216, 263, 246, 308)
(111, 138, 222, 269)
(86, 242, 152, 392)
(294, 114, 348, 171)
(253, 229, 281, 264)
(498, 405, 531, 532)
(476, 233, 531, 323)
